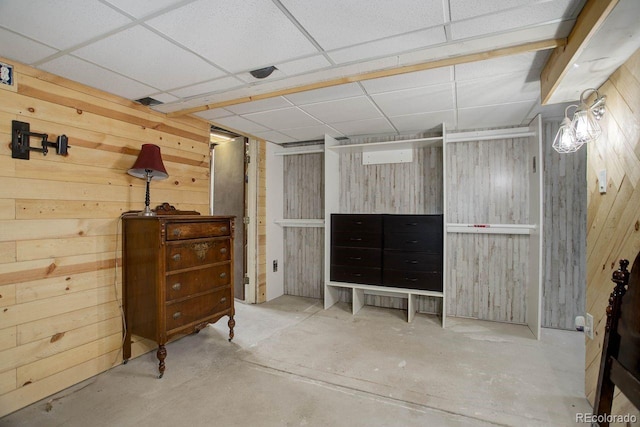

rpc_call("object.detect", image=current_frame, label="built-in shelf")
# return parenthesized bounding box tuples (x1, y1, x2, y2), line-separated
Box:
(325, 281, 444, 323)
(274, 144, 324, 156)
(328, 136, 442, 153)
(446, 223, 537, 235)
(274, 218, 325, 228)
(446, 127, 535, 143)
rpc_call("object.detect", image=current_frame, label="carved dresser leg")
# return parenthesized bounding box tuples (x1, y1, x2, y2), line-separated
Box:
(228, 315, 235, 342)
(157, 345, 167, 378)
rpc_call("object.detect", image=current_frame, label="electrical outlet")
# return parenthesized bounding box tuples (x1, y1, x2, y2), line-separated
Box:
(273, 260, 278, 272)
(586, 313, 594, 340)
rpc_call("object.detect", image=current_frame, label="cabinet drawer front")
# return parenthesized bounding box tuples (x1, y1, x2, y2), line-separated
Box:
(383, 251, 442, 271)
(383, 214, 442, 233)
(330, 265, 381, 285)
(166, 221, 230, 241)
(384, 232, 442, 252)
(331, 247, 381, 268)
(166, 239, 231, 271)
(382, 270, 442, 291)
(165, 287, 231, 330)
(166, 264, 231, 301)
(332, 232, 381, 248)
(332, 214, 381, 233)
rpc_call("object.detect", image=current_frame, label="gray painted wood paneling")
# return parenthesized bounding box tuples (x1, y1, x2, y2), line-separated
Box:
(447, 233, 529, 323)
(284, 153, 324, 219)
(542, 119, 586, 330)
(283, 227, 324, 298)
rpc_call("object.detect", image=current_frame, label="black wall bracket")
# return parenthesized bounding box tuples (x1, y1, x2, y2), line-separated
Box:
(11, 120, 69, 160)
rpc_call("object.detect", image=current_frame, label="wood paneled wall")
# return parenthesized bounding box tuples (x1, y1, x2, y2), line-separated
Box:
(542, 120, 586, 330)
(0, 58, 211, 416)
(586, 48, 640, 417)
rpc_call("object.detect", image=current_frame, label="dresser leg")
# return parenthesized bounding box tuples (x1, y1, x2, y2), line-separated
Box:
(228, 315, 235, 342)
(157, 345, 166, 378)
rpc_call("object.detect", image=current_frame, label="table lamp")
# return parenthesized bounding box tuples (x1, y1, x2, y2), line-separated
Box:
(128, 144, 168, 216)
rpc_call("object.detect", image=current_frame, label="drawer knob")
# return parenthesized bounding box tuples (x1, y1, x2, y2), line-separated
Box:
(220, 297, 227, 304)
(220, 247, 227, 254)
(349, 257, 362, 261)
(172, 254, 181, 261)
(173, 312, 182, 320)
(221, 226, 228, 233)
(173, 228, 182, 237)
(353, 273, 362, 277)
(349, 237, 362, 241)
(172, 282, 182, 291)
(404, 277, 418, 282)
(405, 260, 419, 264)
(406, 240, 419, 244)
(220, 272, 227, 278)
(406, 222, 418, 226)
(354, 221, 363, 225)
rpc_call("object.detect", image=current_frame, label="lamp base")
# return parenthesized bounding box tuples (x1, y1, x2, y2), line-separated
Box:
(138, 206, 156, 217)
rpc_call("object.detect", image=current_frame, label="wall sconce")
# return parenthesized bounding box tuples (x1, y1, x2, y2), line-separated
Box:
(11, 120, 69, 160)
(127, 144, 168, 216)
(553, 88, 606, 154)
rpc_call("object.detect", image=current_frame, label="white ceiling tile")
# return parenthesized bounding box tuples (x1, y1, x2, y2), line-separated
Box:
(213, 115, 270, 133)
(361, 67, 452, 94)
(285, 83, 363, 105)
(389, 110, 455, 133)
(73, 26, 224, 91)
(244, 107, 322, 129)
(103, 0, 185, 18)
(280, 125, 343, 141)
(38, 55, 157, 100)
(300, 97, 381, 123)
(195, 108, 234, 120)
(148, 92, 179, 104)
(329, 117, 396, 136)
(169, 77, 244, 99)
(456, 75, 539, 108)
(226, 97, 293, 115)
(0, 0, 131, 50)
(455, 51, 548, 81)
(457, 101, 536, 130)
(276, 55, 332, 76)
(328, 27, 446, 64)
(450, 0, 581, 40)
(449, 0, 536, 21)
(252, 130, 298, 144)
(146, 0, 318, 73)
(372, 83, 454, 117)
(0, 29, 58, 64)
(279, 0, 445, 50)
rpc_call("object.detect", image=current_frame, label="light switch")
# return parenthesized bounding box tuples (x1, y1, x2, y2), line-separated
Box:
(598, 169, 607, 193)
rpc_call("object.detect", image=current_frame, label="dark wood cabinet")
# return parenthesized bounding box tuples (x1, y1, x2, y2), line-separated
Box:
(330, 214, 443, 292)
(122, 213, 235, 378)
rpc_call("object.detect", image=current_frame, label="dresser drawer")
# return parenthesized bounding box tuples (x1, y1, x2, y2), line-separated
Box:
(382, 270, 442, 291)
(384, 232, 442, 252)
(383, 214, 442, 233)
(332, 232, 382, 248)
(166, 239, 230, 271)
(165, 263, 231, 301)
(166, 221, 230, 241)
(383, 251, 442, 271)
(165, 287, 231, 331)
(330, 265, 381, 285)
(331, 247, 381, 268)
(332, 214, 381, 233)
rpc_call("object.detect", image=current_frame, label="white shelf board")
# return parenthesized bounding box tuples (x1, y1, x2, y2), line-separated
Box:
(328, 136, 442, 153)
(327, 281, 444, 298)
(446, 127, 535, 143)
(274, 218, 325, 228)
(446, 223, 537, 235)
(273, 144, 324, 156)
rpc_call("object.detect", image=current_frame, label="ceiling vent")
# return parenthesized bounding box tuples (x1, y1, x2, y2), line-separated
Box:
(249, 66, 277, 79)
(135, 97, 163, 106)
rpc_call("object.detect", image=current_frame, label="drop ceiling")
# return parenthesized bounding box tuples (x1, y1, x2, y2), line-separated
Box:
(1, 0, 639, 144)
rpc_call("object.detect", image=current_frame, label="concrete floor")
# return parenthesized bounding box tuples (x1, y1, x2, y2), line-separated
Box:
(1, 295, 591, 426)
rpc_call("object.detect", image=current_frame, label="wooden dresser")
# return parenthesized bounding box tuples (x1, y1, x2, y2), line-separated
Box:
(122, 210, 235, 378)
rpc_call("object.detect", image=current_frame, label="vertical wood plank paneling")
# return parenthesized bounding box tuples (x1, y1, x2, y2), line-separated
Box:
(284, 153, 324, 219)
(586, 47, 640, 421)
(542, 120, 587, 330)
(283, 228, 324, 298)
(0, 57, 210, 417)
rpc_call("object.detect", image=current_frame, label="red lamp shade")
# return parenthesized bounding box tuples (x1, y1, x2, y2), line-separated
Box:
(127, 144, 168, 180)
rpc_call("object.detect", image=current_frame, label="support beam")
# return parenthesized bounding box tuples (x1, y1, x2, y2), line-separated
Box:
(540, 0, 618, 105)
(168, 38, 564, 118)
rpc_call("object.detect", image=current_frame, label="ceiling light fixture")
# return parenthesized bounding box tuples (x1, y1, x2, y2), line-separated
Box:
(553, 88, 606, 154)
